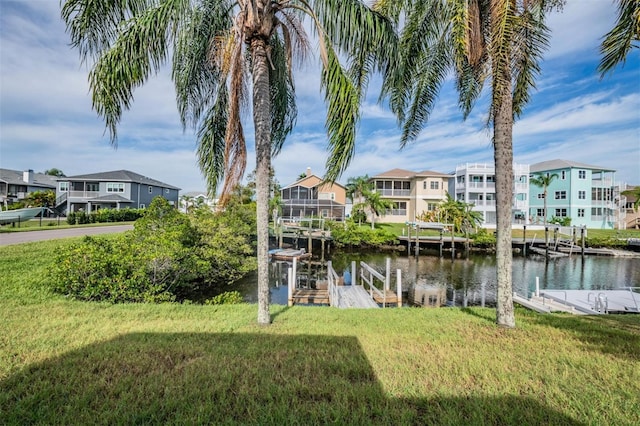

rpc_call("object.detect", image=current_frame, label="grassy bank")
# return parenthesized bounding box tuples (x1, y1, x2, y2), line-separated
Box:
(1, 239, 639, 424)
(0, 220, 135, 233)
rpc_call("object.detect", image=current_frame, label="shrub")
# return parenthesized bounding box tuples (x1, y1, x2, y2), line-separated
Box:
(50, 197, 256, 303)
(328, 220, 398, 248)
(470, 228, 496, 246)
(205, 291, 245, 305)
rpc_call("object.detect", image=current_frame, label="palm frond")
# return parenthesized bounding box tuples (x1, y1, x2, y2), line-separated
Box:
(598, 0, 640, 76)
(320, 40, 360, 183)
(196, 85, 229, 198)
(269, 33, 297, 156)
(88, 0, 188, 143)
(173, 0, 233, 130)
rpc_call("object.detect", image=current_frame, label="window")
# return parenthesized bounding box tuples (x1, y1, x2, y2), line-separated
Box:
(165, 188, 170, 194)
(578, 170, 586, 179)
(139, 204, 145, 209)
(107, 183, 124, 193)
(87, 183, 99, 192)
(554, 191, 567, 200)
(148, 186, 153, 194)
(536, 209, 544, 217)
(577, 209, 585, 218)
(561, 171, 566, 180)
(427, 203, 438, 211)
(555, 208, 567, 217)
(578, 190, 586, 200)
(423, 181, 427, 190)
(430, 181, 439, 190)
(59, 182, 69, 192)
(537, 193, 545, 199)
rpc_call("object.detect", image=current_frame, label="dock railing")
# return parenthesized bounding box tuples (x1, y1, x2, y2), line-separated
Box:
(326, 261, 340, 307)
(360, 261, 388, 307)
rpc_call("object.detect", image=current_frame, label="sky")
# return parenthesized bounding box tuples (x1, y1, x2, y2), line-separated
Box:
(1, 0, 638, 194)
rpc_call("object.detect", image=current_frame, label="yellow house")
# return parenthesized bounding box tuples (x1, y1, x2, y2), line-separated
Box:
(280, 168, 346, 221)
(369, 168, 452, 223)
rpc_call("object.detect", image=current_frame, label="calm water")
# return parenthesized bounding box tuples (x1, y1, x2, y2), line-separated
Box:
(231, 250, 640, 305)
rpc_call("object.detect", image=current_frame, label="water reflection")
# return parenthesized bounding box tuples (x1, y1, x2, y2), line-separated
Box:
(231, 252, 640, 306)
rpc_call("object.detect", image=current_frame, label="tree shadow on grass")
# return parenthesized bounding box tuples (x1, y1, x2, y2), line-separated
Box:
(527, 313, 640, 362)
(1, 333, 584, 425)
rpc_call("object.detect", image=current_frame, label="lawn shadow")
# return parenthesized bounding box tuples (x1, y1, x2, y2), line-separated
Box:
(460, 307, 496, 324)
(528, 313, 640, 362)
(1, 333, 584, 425)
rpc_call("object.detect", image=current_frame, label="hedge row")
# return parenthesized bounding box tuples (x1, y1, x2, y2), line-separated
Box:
(66, 208, 144, 225)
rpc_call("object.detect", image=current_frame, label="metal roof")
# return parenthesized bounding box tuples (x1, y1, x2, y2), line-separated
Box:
(530, 159, 615, 173)
(61, 170, 181, 190)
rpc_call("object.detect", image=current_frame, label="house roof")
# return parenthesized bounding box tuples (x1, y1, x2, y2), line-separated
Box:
(530, 159, 615, 173)
(371, 168, 452, 179)
(61, 170, 181, 190)
(284, 174, 346, 190)
(0, 168, 57, 189)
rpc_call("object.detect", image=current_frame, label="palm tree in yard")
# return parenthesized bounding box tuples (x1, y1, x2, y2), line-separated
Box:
(62, 0, 394, 324)
(358, 189, 394, 229)
(374, 0, 565, 327)
(598, 0, 640, 75)
(530, 172, 559, 247)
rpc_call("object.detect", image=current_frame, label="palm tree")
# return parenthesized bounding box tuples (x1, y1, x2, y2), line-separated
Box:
(357, 189, 394, 229)
(62, 0, 394, 325)
(374, 0, 565, 327)
(598, 0, 640, 75)
(530, 172, 559, 247)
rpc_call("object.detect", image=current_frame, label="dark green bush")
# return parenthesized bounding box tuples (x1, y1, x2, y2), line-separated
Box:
(328, 219, 398, 248)
(470, 228, 496, 246)
(205, 291, 245, 305)
(51, 197, 256, 303)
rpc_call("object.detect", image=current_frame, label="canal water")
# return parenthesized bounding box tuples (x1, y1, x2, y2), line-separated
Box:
(230, 250, 640, 306)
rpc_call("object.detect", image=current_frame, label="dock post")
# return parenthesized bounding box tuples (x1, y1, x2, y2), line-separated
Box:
(523, 225, 527, 256)
(407, 224, 411, 255)
(396, 268, 402, 307)
(414, 225, 419, 257)
(385, 258, 391, 291)
(451, 229, 455, 260)
(351, 261, 356, 286)
(581, 227, 585, 257)
(287, 267, 294, 307)
(439, 229, 444, 257)
(535, 276, 540, 298)
(292, 257, 298, 290)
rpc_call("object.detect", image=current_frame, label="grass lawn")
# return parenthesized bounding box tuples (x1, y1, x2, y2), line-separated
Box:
(0, 219, 135, 233)
(1, 239, 639, 424)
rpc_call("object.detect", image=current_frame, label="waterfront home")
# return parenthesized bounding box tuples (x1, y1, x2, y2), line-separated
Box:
(369, 168, 452, 224)
(280, 168, 346, 221)
(55, 170, 180, 214)
(528, 159, 622, 229)
(0, 169, 57, 206)
(452, 162, 530, 225)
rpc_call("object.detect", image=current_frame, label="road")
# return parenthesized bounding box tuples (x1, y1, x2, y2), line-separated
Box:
(0, 225, 134, 247)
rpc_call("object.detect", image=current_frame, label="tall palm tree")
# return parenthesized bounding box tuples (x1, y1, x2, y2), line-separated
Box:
(375, 0, 565, 327)
(355, 189, 394, 229)
(530, 172, 559, 247)
(598, 0, 640, 75)
(62, 0, 394, 324)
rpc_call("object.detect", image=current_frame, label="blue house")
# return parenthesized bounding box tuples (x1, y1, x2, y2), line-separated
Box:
(55, 170, 180, 214)
(528, 159, 621, 229)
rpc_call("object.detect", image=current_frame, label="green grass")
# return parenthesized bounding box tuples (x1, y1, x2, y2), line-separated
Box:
(1, 239, 639, 424)
(0, 219, 134, 233)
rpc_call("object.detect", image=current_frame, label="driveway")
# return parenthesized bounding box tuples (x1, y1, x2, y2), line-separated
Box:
(0, 225, 134, 247)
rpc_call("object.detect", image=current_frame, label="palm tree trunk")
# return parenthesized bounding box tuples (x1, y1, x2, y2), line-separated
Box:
(252, 37, 271, 325)
(493, 77, 516, 328)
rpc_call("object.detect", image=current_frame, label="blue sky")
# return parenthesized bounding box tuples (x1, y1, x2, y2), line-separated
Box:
(1, 0, 638, 193)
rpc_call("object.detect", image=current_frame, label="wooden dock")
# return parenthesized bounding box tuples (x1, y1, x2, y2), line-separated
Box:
(335, 286, 379, 308)
(291, 289, 329, 305)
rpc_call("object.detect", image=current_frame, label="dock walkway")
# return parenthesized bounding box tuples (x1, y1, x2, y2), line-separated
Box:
(335, 285, 379, 308)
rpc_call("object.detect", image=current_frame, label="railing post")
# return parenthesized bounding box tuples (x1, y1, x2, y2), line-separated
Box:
(385, 258, 391, 291)
(351, 261, 356, 287)
(396, 268, 402, 307)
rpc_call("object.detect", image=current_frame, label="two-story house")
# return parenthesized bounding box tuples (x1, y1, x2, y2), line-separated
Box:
(0, 169, 57, 206)
(55, 170, 180, 214)
(369, 168, 452, 224)
(280, 168, 346, 221)
(453, 162, 530, 225)
(528, 159, 620, 229)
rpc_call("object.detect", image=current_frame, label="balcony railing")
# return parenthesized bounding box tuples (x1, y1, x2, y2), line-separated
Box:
(68, 191, 100, 199)
(376, 189, 411, 197)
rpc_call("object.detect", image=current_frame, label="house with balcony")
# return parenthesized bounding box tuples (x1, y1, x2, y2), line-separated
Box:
(280, 168, 346, 221)
(369, 168, 452, 224)
(0, 169, 57, 206)
(619, 184, 638, 229)
(55, 170, 180, 214)
(528, 160, 621, 229)
(452, 162, 530, 225)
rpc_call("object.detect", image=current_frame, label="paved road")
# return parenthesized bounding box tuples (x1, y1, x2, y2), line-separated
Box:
(0, 225, 134, 246)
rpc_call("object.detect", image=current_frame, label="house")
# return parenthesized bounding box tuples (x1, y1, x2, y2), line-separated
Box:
(179, 191, 218, 213)
(528, 159, 621, 229)
(280, 168, 346, 221)
(0, 169, 57, 206)
(453, 162, 530, 225)
(55, 170, 180, 214)
(619, 184, 639, 229)
(369, 168, 452, 224)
